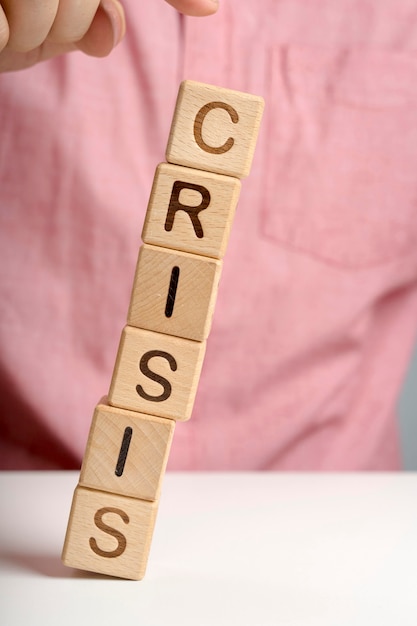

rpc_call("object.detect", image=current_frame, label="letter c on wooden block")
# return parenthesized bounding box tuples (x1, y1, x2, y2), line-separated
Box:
(166, 80, 264, 178)
(193, 102, 239, 155)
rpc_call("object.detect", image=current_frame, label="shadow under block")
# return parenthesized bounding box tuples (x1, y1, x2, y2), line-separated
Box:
(166, 80, 264, 179)
(108, 326, 206, 421)
(62, 486, 158, 580)
(127, 244, 222, 342)
(79, 402, 175, 501)
(142, 163, 241, 259)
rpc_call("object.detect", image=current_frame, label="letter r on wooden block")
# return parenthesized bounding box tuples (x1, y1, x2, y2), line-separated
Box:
(166, 80, 264, 178)
(142, 163, 241, 258)
(62, 486, 158, 580)
(79, 402, 175, 501)
(127, 244, 222, 341)
(108, 326, 206, 421)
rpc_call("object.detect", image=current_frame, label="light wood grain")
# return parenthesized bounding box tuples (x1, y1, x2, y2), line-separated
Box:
(142, 163, 241, 259)
(127, 244, 222, 341)
(79, 401, 175, 501)
(62, 80, 265, 581)
(108, 326, 206, 421)
(166, 80, 264, 179)
(62, 485, 158, 580)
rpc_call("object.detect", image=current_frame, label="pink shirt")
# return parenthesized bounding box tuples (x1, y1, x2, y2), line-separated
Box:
(1, 0, 417, 470)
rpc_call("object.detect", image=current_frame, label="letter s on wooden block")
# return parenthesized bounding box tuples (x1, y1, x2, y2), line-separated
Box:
(166, 80, 264, 178)
(136, 349, 178, 402)
(142, 163, 241, 259)
(108, 326, 206, 421)
(62, 486, 158, 580)
(89, 507, 129, 558)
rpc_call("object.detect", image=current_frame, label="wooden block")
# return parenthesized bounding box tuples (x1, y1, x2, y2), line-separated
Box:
(127, 244, 222, 342)
(166, 80, 264, 179)
(79, 402, 175, 501)
(62, 485, 158, 580)
(108, 326, 206, 421)
(142, 163, 241, 259)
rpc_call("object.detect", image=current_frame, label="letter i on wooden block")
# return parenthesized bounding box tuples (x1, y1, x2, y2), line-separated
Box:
(62, 80, 264, 580)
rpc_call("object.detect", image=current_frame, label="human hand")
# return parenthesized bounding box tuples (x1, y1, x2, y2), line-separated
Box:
(0, 0, 126, 72)
(0, 0, 218, 72)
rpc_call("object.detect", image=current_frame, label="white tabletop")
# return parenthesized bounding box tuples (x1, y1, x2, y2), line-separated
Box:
(1, 471, 416, 625)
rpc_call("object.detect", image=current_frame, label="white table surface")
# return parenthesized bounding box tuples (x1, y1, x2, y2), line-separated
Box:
(1, 471, 416, 626)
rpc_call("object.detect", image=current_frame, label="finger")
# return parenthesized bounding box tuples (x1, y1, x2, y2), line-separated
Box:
(1, 0, 59, 52)
(164, 0, 219, 17)
(0, 5, 9, 52)
(0, 40, 73, 72)
(48, 0, 101, 44)
(0, 0, 125, 72)
(76, 0, 125, 57)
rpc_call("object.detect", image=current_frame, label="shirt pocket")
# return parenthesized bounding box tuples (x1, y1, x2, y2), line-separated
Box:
(260, 46, 417, 269)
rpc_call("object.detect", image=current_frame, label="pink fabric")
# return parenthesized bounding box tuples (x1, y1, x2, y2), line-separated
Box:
(1, 0, 417, 470)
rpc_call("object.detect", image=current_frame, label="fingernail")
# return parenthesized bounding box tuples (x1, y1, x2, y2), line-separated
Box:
(207, 0, 219, 14)
(100, 0, 126, 48)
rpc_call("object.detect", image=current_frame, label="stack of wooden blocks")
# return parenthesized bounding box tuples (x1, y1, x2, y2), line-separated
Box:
(62, 80, 264, 580)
